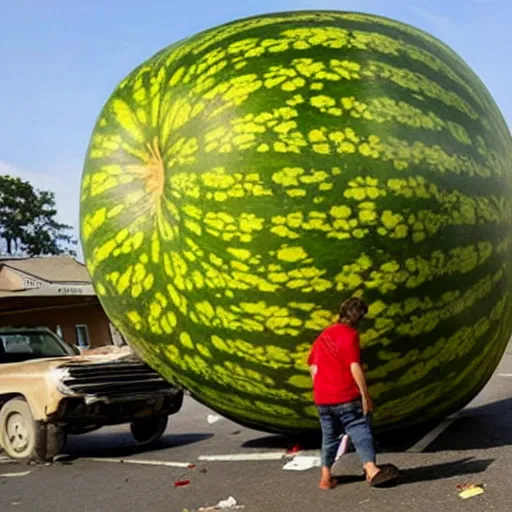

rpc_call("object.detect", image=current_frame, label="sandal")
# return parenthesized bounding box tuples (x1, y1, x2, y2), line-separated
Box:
(368, 464, 400, 488)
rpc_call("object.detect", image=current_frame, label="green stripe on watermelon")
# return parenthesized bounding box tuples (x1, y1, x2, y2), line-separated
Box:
(80, 10, 512, 434)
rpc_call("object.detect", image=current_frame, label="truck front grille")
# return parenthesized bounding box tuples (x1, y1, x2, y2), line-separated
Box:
(60, 360, 176, 398)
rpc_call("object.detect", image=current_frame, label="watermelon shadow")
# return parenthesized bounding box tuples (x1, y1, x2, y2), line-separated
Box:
(422, 397, 512, 452)
(241, 397, 512, 453)
(241, 428, 433, 453)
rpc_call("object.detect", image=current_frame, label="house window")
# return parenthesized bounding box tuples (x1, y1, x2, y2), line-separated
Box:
(75, 325, 90, 348)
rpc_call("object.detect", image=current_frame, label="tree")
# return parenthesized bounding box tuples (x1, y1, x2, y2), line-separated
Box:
(0, 175, 77, 257)
(0, 176, 34, 255)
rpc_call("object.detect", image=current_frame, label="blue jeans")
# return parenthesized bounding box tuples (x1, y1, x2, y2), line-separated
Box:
(317, 399, 376, 468)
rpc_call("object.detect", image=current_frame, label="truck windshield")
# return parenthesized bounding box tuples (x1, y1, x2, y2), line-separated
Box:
(0, 331, 77, 363)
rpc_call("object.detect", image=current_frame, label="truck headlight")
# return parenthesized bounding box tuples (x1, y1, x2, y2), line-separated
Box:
(49, 367, 73, 395)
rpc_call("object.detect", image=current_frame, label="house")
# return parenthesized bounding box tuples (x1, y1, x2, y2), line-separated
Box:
(0, 256, 123, 349)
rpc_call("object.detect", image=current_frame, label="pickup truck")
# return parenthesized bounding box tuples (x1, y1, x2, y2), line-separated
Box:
(0, 327, 183, 462)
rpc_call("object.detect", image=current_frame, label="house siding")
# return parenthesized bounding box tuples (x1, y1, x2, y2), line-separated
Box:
(0, 257, 115, 349)
(2, 302, 113, 348)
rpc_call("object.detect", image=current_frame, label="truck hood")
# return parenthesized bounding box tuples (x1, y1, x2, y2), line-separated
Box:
(0, 347, 137, 377)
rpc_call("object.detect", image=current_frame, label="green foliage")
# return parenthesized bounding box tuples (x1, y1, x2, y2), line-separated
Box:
(0, 175, 76, 256)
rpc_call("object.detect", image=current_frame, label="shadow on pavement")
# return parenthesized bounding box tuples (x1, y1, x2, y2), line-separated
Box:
(65, 432, 213, 458)
(398, 457, 494, 484)
(426, 398, 512, 452)
(242, 397, 512, 454)
(242, 430, 436, 453)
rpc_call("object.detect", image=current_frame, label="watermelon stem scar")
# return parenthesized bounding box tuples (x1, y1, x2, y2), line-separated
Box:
(134, 136, 164, 207)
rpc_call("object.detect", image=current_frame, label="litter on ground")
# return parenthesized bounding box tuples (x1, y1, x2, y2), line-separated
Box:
(335, 434, 350, 461)
(197, 495, 244, 510)
(174, 479, 191, 487)
(207, 414, 221, 424)
(282, 455, 321, 471)
(457, 483, 485, 499)
(286, 443, 302, 454)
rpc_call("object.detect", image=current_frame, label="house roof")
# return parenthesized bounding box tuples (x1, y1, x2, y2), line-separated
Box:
(0, 256, 91, 283)
(0, 293, 100, 314)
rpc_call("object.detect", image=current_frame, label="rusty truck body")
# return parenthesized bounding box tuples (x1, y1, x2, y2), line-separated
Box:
(0, 327, 183, 461)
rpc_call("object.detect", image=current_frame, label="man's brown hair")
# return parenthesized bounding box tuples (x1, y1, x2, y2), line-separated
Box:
(338, 297, 368, 327)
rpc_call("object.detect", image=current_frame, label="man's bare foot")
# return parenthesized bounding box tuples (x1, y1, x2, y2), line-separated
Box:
(319, 466, 337, 489)
(319, 478, 337, 490)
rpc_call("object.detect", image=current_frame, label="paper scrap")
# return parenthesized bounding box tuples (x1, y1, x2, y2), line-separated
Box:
(458, 484, 485, 499)
(217, 496, 238, 508)
(335, 435, 350, 461)
(282, 455, 321, 471)
(207, 414, 221, 424)
(197, 507, 244, 511)
(198, 495, 244, 511)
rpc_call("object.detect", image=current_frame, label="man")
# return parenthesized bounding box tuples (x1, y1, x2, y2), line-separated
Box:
(308, 297, 399, 490)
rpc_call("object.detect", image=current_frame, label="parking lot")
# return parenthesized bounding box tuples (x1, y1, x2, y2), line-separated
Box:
(1, 343, 511, 512)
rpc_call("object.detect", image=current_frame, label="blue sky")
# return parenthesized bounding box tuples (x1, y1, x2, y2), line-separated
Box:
(1, 0, 510, 259)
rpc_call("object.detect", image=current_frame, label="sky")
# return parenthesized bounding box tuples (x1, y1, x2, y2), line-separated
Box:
(1, 0, 510, 260)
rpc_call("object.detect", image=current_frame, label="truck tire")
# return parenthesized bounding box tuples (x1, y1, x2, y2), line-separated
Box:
(0, 399, 66, 462)
(0, 399, 37, 461)
(130, 415, 168, 445)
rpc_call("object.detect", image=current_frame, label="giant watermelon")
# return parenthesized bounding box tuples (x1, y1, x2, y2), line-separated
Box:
(80, 11, 512, 434)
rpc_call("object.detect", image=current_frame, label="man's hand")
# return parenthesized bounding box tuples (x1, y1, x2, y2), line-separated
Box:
(350, 362, 373, 415)
(362, 394, 373, 416)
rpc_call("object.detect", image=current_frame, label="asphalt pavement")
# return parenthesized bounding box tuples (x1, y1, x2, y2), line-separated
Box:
(2, 344, 512, 512)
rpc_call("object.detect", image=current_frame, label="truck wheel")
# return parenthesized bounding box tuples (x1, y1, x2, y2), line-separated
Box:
(0, 399, 37, 460)
(0, 399, 66, 462)
(130, 416, 168, 445)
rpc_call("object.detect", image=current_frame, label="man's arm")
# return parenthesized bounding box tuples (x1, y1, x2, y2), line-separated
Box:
(307, 345, 316, 380)
(350, 362, 373, 415)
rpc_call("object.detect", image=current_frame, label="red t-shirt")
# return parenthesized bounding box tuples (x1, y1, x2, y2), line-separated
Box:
(307, 323, 361, 405)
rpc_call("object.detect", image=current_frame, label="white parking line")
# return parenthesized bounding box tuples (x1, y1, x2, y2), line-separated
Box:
(198, 452, 288, 462)
(406, 417, 458, 453)
(0, 471, 31, 478)
(84, 457, 194, 468)
(497, 373, 512, 377)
